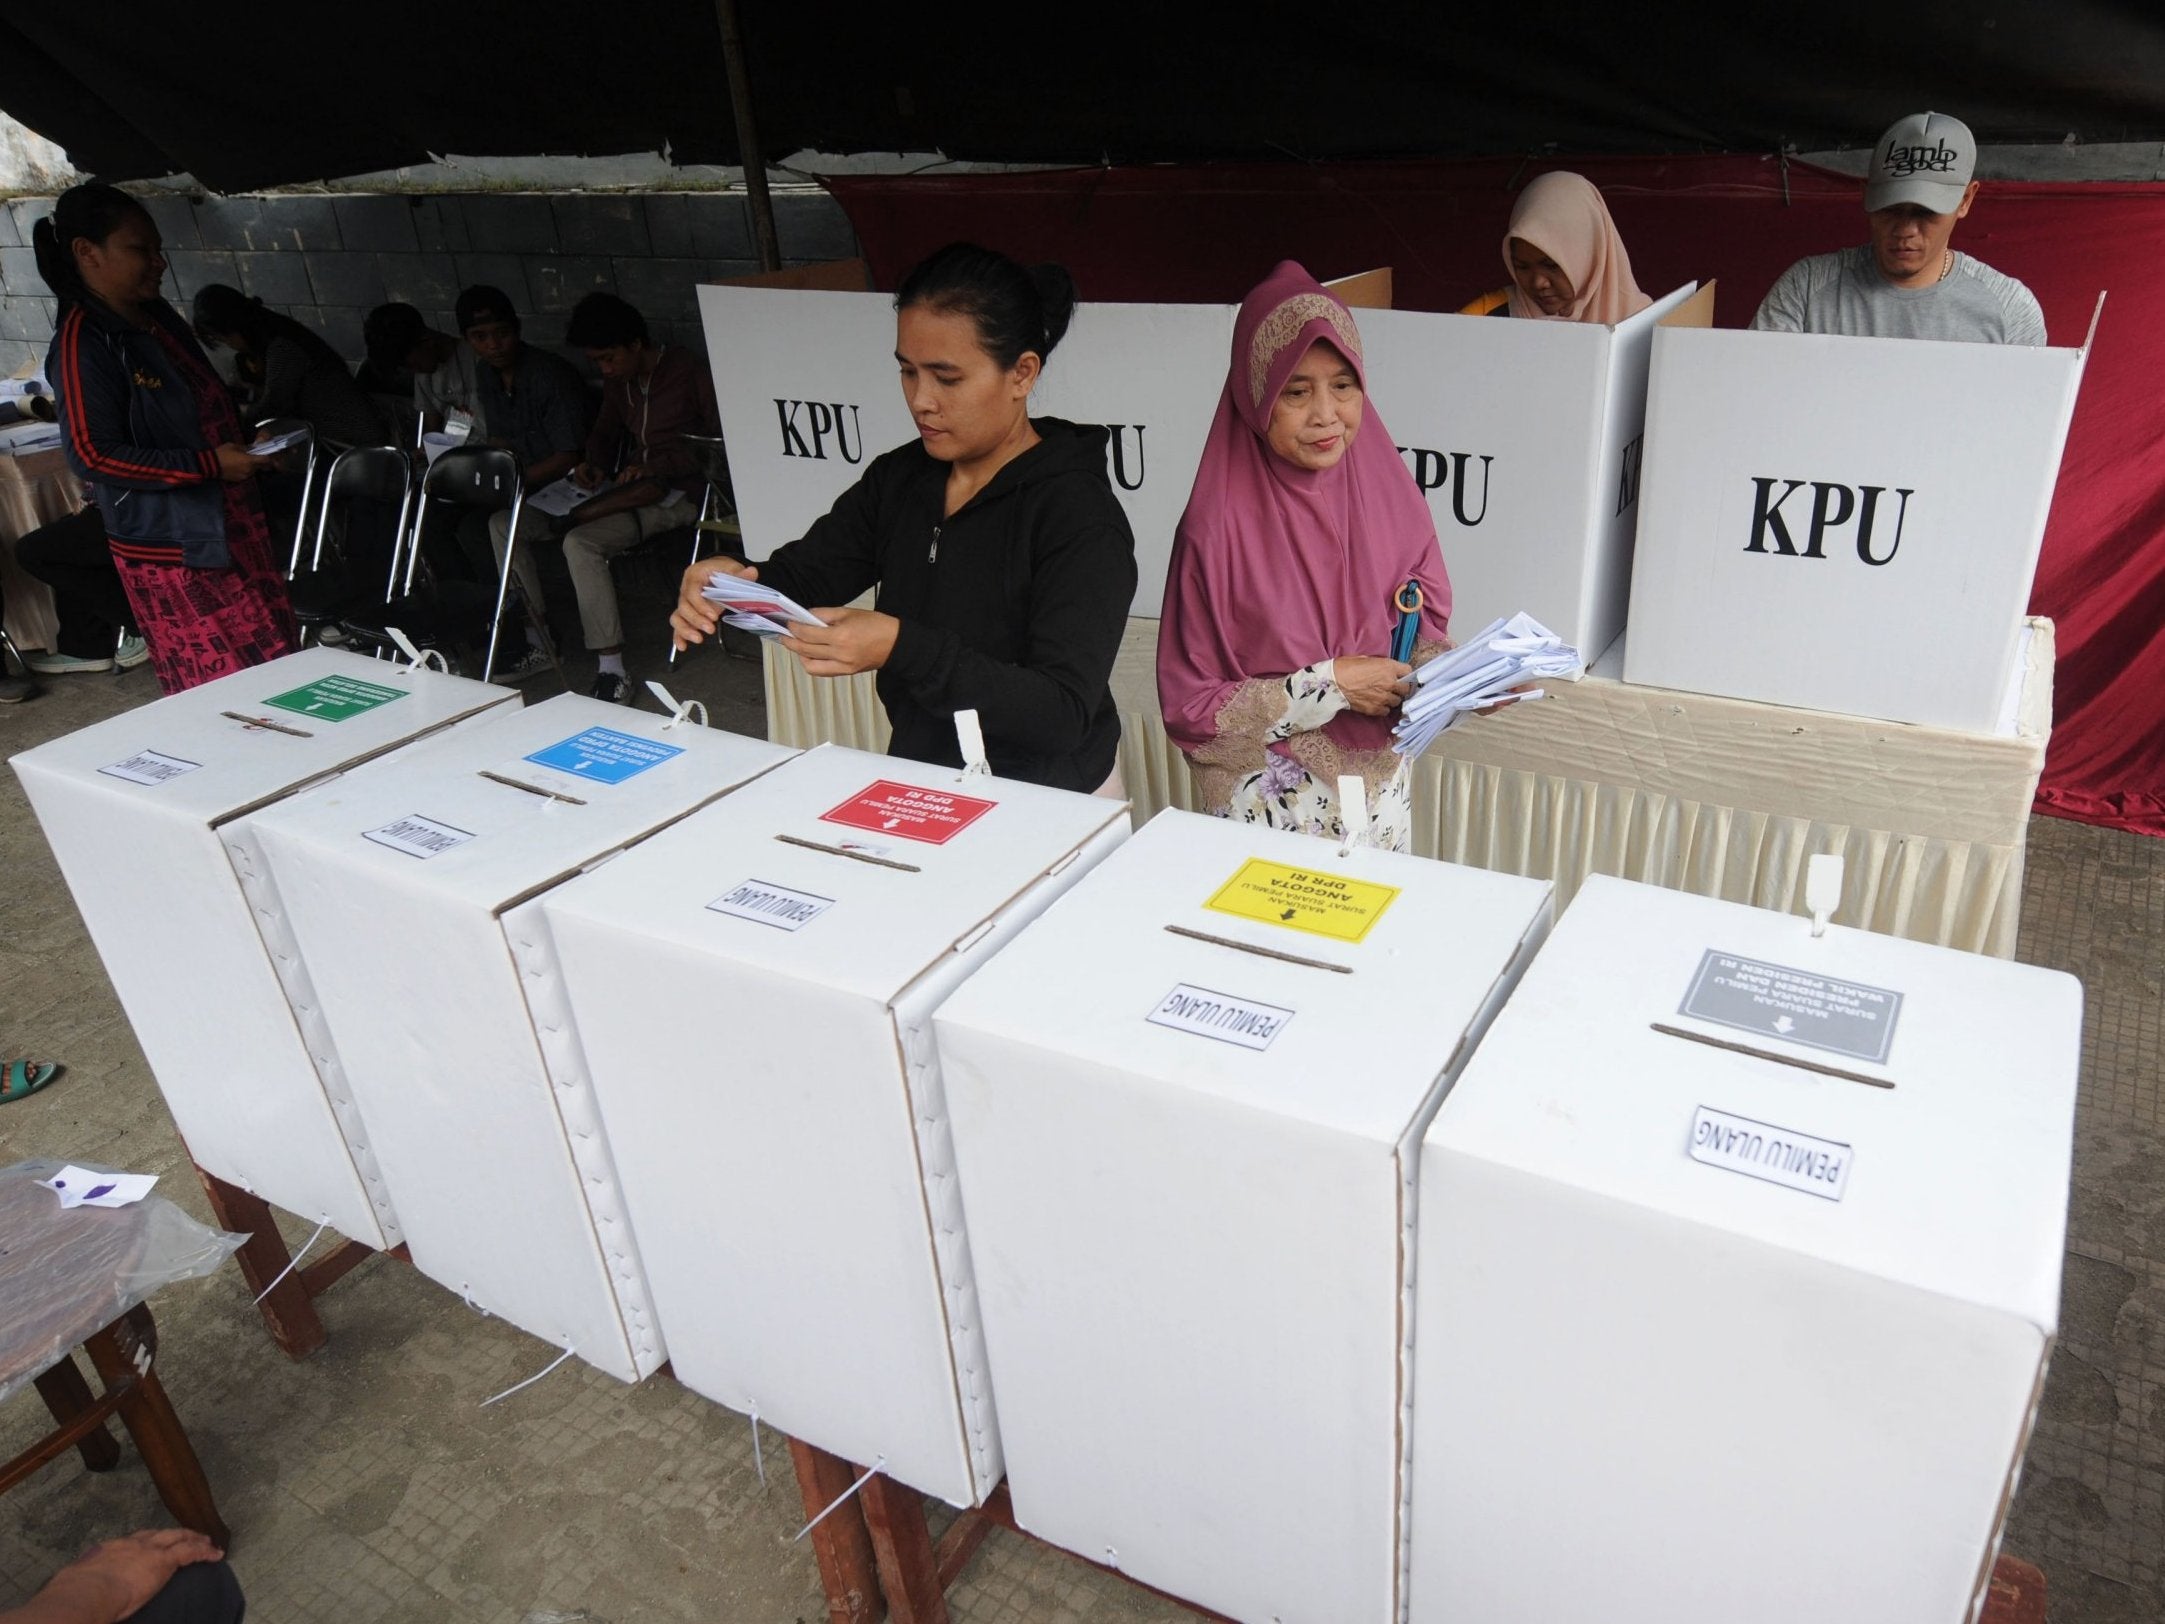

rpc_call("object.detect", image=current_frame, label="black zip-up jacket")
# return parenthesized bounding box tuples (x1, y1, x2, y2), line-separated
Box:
(47, 297, 232, 568)
(756, 417, 1137, 792)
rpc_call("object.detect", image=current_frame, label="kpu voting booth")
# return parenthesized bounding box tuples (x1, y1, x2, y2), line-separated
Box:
(232, 694, 796, 1382)
(9, 649, 516, 1251)
(1626, 304, 2098, 730)
(1360, 281, 1708, 657)
(538, 742, 1132, 1506)
(1408, 873, 2080, 1624)
(934, 808, 1554, 1623)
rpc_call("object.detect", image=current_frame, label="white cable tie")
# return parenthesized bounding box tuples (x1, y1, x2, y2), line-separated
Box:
(644, 681, 707, 730)
(954, 709, 990, 777)
(1337, 773, 1369, 859)
(790, 1455, 886, 1543)
(481, 1344, 576, 1407)
(252, 1217, 330, 1305)
(749, 1401, 766, 1488)
(384, 627, 447, 673)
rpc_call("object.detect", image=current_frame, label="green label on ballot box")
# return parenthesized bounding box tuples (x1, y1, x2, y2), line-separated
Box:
(261, 674, 409, 723)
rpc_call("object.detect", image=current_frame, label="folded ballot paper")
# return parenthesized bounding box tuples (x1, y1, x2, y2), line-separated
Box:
(699, 576, 828, 638)
(1392, 613, 1582, 760)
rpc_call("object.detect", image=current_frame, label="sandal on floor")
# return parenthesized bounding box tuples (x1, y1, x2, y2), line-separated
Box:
(1, 1059, 61, 1103)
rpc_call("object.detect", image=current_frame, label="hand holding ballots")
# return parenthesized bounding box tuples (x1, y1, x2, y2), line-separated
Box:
(1392, 612, 1582, 758)
(698, 575, 829, 637)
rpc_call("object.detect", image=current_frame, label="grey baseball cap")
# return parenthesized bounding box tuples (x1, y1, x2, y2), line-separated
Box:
(1865, 112, 1977, 213)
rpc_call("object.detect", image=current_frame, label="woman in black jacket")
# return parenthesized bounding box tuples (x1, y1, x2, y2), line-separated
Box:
(37, 184, 294, 693)
(670, 243, 1137, 794)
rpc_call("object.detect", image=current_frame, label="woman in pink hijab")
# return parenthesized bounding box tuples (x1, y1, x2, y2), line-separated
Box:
(1158, 261, 1451, 850)
(1463, 171, 1653, 324)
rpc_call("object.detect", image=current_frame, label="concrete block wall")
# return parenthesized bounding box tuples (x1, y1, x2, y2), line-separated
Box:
(0, 187, 857, 377)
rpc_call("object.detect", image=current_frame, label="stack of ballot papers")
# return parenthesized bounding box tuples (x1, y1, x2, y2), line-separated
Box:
(699, 575, 827, 637)
(526, 475, 597, 518)
(1392, 612, 1582, 760)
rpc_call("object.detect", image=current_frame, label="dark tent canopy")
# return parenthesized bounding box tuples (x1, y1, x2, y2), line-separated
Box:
(8, 3, 2165, 191)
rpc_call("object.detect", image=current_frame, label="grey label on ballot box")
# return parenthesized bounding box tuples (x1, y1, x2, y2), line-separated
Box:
(1681, 949, 1901, 1064)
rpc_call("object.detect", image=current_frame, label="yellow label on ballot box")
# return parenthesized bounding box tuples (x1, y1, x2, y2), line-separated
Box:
(1204, 859, 1401, 945)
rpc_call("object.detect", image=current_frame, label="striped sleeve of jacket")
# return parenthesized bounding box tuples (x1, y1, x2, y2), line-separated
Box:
(52, 307, 220, 489)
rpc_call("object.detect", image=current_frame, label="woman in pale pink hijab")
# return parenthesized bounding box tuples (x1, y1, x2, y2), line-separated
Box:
(1466, 171, 1653, 324)
(1158, 261, 1451, 851)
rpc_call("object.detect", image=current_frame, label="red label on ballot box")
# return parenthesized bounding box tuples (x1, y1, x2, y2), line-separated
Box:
(820, 779, 996, 845)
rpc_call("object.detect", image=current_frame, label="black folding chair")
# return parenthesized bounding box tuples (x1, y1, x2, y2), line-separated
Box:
(285, 447, 414, 649)
(342, 446, 560, 686)
(256, 417, 321, 578)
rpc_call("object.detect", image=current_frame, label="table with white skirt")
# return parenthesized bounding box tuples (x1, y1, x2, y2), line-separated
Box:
(0, 446, 80, 654)
(762, 614, 2054, 959)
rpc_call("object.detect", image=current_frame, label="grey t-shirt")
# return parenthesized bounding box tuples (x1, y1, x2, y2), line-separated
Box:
(1750, 245, 2047, 345)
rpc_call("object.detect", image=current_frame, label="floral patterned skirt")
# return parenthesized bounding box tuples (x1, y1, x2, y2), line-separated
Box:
(115, 530, 297, 696)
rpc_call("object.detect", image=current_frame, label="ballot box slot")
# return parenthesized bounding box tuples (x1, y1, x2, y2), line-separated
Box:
(476, 769, 588, 807)
(221, 710, 313, 738)
(772, 832, 922, 873)
(1163, 923, 1352, 975)
(1651, 1021, 1896, 1090)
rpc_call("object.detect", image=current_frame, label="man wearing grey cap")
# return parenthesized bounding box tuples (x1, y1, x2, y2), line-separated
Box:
(1752, 112, 2047, 345)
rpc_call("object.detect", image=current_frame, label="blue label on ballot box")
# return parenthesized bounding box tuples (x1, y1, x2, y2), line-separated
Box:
(524, 727, 683, 785)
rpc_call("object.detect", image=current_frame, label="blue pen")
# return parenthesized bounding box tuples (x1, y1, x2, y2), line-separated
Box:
(1390, 580, 1423, 664)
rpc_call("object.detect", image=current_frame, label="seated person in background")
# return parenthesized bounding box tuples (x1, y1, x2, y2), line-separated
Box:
(1752, 112, 2046, 344)
(494, 292, 718, 703)
(1159, 261, 1452, 851)
(449, 284, 588, 670)
(361, 303, 484, 437)
(1460, 171, 1652, 322)
(462, 285, 588, 489)
(0, 1527, 244, 1623)
(15, 505, 149, 676)
(671, 242, 1134, 792)
(190, 285, 389, 450)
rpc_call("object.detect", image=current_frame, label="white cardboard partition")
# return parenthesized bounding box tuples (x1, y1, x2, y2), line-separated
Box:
(699, 283, 1230, 617)
(234, 696, 795, 1381)
(935, 809, 1554, 1623)
(8, 651, 516, 1249)
(1361, 283, 1701, 657)
(540, 743, 1131, 1504)
(1625, 315, 2093, 729)
(1411, 873, 2079, 1624)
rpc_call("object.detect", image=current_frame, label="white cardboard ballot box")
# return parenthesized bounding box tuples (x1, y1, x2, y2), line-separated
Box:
(232, 695, 795, 1382)
(1409, 873, 2080, 1624)
(935, 809, 1556, 1624)
(698, 283, 1230, 617)
(1360, 283, 1706, 659)
(8, 650, 516, 1250)
(1624, 312, 2095, 729)
(538, 742, 1132, 1503)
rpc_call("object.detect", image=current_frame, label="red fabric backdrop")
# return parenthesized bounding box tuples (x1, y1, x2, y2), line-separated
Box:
(827, 157, 2165, 833)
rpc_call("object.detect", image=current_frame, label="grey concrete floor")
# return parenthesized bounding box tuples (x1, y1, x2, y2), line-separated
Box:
(0, 574, 2159, 1621)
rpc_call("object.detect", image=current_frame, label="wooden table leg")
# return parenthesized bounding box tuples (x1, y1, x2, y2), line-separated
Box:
(193, 1165, 327, 1360)
(31, 1356, 120, 1471)
(860, 1470, 948, 1624)
(82, 1311, 230, 1547)
(789, 1436, 885, 1624)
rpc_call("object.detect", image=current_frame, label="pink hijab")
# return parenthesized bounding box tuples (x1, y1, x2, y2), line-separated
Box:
(1503, 172, 1652, 325)
(1159, 261, 1450, 756)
